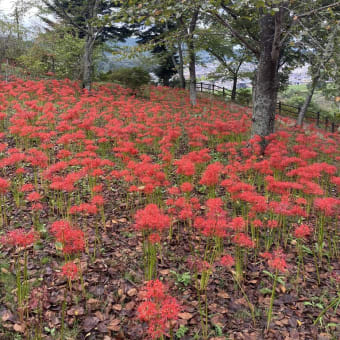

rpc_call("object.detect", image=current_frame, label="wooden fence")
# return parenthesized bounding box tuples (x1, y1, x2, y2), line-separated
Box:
(185, 81, 339, 133)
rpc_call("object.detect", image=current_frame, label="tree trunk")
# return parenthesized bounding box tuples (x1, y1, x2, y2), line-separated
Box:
(188, 38, 197, 106)
(251, 13, 281, 150)
(231, 75, 237, 101)
(297, 73, 320, 126)
(82, 33, 95, 91)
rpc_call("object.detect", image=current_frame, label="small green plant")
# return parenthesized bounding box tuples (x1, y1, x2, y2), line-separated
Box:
(171, 270, 191, 287)
(176, 325, 189, 338)
(214, 323, 223, 336)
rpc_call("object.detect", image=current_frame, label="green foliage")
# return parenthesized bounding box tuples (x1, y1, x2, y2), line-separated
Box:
(236, 88, 252, 105)
(101, 67, 151, 90)
(18, 27, 84, 79)
(176, 325, 189, 338)
(170, 270, 191, 287)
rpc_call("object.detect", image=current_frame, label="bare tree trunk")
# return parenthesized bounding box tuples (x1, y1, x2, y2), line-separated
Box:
(297, 72, 320, 126)
(187, 9, 199, 106)
(82, 33, 95, 90)
(188, 38, 197, 106)
(251, 13, 281, 151)
(231, 75, 237, 101)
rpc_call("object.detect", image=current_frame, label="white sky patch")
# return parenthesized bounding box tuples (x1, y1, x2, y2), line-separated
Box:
(0, 0, 44, 31)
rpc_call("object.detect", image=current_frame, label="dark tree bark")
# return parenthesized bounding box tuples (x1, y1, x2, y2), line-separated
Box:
(188, 38, 197, 106)
(82, 33, 96, 90)
(231, 74, 238, 101)
(251, 11, 282, 151)
(187, 9, 199, 106)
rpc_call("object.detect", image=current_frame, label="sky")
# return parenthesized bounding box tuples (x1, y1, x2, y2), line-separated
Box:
(0, 0, 43, 29)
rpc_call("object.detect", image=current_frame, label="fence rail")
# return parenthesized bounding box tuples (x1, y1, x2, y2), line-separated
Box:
(185, 81, 339, 133)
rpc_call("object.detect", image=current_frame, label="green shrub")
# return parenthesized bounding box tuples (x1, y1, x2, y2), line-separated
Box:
(101, 67, 151, 92)
(236, 88, 252, 105)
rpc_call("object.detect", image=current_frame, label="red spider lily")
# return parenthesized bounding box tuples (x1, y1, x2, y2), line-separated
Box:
(199, 162, 223, 186)
(220, 254, 235, 268)
(0, 228, 37, 248)
(134, 204, 170, 232)
(180, 182, 193, 193)
(148, 233, 161, 244)
(261, 249, 288, 273)
(173, 158, 196, 177)
(61, 261, 78, 280)
(137, 280, 181, 339)
(62, 228, 85, 255)
(26, 191, 42, 202)
(294, 224, 311, 239)
(20, 184, 35, 192)
(0, 177, 10, 194)
(233, 233, 255, 248)
(314, 197, 340, 216)
(194, 198, 227, 237)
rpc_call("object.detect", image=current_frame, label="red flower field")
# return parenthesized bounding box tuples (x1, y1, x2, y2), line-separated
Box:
(0, 78, 339, 339)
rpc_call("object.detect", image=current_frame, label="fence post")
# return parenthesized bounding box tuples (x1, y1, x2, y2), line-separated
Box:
(331, 122, 335, 133)
(212, 83, 214, 95)
(200, 82, 203, 92)
(325, 117, 328, 131)
(223, 87, 225, 97)
(316, 112, 320, 127)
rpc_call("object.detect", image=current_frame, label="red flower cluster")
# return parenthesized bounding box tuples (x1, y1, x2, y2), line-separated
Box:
(137, 280, 181, 339)
(261, 249, 288, 273)
(294, 224, 311, 239)
(134, 204, 170, 232)
(0, 228, 36, 248)
(194, 198, 227, 237)
(61, 261, 78, 280)
(50, 220, 85, 254)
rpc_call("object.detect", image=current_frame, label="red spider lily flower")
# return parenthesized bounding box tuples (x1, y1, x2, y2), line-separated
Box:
(137, 280, 181, 339)
(148, 233, 161, 244)
(180, 182, 193, 193)
(31, 203, 43, 211)
(261, 249, 288, 273)
(194, 198, 227, 237)
(0, 177, 10, 194)
(294, 224, 311, 239)
(92, 184, 103, 193)
(0, 228, 37, 248)
(173, 158, 196, 177)
(62, 228, 85, 254)
(233, 233, 255, 248)
(15, 168, 26, 175)
(61, 261, 78, 280)
(220, 254, 235, 268)
(26, 191, 42, 202)
(267, 220, 279, 229)
(50, 220, 73, 242)
(134, 204, 170, 232)
(199, 162, 223, 186)
(314, 197, 340, 216)
(91, 195, 104, 206)
(228, 216, 246, 232)
(20, 183, 35, 192)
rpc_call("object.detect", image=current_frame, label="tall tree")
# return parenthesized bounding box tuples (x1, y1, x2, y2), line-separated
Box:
(43, 0, 131, 89)
(210, 0, 340, 150)
(135, 22, 178, 86)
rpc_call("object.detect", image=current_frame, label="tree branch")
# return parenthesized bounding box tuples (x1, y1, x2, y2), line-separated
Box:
(211, 11, 260, 57)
